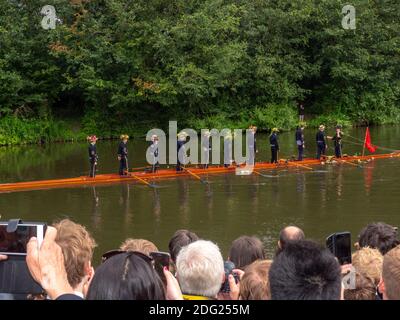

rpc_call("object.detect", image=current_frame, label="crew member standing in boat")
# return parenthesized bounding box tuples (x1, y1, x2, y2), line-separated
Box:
(328, 126, 343, 158)
(88, 135, 98, 178)
(149, 134, 159, 173)
(176, 132, 187, 172)
(118, 134, 129, 176)
(224, 131, 233, 168)
(202, 130, 211, 169)
(316, 125, 327, 160)
(270, 128, 280, 164)
(295, 124, 305, 161)
(247, 125, 257, 165)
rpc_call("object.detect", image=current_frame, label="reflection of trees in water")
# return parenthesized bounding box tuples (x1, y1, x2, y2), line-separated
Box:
(0, 143, 84, 181)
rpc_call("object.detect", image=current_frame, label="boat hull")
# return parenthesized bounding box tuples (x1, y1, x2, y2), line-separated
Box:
(0, 153, 399, 193)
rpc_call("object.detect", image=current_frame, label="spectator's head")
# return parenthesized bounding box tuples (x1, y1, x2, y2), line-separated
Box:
(344, 272, 376, 300)
(352, 247, 383, 285)
(269, 240, 341, 300)
(239, 260, 272, 300)
(228, 236, 265, 270)
(358, 222, 399, 255)
(277, 226, 305, 253)
(87, 252, 165, 300)
(176, 240, 224, 298)
(168, 229, 199, 263)
(379, 245, 400, 300)
(119, 238, 158, 256)
(53, 219, 96, 291)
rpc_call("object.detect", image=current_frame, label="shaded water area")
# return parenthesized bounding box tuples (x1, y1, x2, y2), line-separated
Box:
(0, 126, 399, 263)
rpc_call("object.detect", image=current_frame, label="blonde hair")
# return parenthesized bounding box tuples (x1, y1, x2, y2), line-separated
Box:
(119, 238, 158, 255)
(240, 260, 272, 300)
(53, 219, 97, 288)
(352, 247, 383, 285)
(382, 245, 400, 300)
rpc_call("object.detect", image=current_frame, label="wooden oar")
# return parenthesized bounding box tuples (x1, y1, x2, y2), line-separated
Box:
(281, 159, 313, 170)
(338, 159, 362, 168)
(253, 170, 278, 178)
(129, 174, 157, 188)
(182, 167, 209, 185)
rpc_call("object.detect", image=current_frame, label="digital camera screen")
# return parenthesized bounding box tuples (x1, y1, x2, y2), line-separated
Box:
(335, 233, 352, 264)
(0, 225, 38, 254)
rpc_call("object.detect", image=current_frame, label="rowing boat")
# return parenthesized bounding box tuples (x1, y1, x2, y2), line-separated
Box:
(0, 153, 399, 193)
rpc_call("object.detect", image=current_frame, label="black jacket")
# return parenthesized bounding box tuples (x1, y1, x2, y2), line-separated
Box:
(270, 133, 279, 149)
(88, 144, 97, 162)
(118, 142, 128, 157)
(316, 131, 326, 146)
(295, 129, 304, 143)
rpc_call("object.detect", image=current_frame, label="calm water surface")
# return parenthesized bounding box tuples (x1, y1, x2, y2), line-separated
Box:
(0, 126, 399, 263)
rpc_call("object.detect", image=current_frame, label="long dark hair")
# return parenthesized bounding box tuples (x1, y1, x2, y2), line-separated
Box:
(87, 252, 166, 300)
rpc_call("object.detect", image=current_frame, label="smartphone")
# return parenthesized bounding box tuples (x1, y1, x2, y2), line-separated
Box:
(220, 261, 239, 293)
(0, 223, 46, 256)
(326, 232, 352, 265)
(150, 251, 170, 284)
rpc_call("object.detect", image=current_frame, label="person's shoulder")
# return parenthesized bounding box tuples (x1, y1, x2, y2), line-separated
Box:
(56, 294, 84, 301)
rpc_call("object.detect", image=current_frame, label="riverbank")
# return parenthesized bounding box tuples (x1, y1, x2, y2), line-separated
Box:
(1, 107, 399, 146)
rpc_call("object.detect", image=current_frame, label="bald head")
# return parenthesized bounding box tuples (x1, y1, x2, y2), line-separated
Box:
(278, 226, 305, 250)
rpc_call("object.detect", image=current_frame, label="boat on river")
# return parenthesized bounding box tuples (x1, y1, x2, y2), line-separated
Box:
(0, 153, 399, 193)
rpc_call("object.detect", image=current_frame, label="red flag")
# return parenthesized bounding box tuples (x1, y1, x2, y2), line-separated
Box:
(364, 127, 376, 153)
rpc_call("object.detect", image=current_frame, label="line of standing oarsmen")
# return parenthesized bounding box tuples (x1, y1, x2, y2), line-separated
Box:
(87, 134, 160, 178)
(86, 125, 342, 177)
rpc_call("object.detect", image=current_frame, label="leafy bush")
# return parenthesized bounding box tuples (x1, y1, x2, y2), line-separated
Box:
(250, 104, 298, 131)
(0, 116, 79, 146)
(308, 113, 352, 129)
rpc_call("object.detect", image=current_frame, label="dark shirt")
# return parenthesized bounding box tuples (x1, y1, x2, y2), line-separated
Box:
(118, 142, 128, 157)
(56, 294, 84, 301)
(177, 140, 185, 151)
(316, 131, 326, 145)
(88, 144, 97, 162)
(331, 132, 342, 147)
(295, 129, 304, 142)
(270, 133, 279, 149)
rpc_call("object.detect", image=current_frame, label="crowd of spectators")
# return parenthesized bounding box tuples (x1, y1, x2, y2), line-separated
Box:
(0, 220, 399, 300)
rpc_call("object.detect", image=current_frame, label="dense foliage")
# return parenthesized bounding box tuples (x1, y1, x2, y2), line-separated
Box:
(0, 0, 399, 144)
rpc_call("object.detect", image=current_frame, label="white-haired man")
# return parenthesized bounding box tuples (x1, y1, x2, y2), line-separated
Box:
(176, 240, 224, 300)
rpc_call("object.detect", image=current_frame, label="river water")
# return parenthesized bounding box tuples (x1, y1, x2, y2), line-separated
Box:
(0, 126, 399, 263)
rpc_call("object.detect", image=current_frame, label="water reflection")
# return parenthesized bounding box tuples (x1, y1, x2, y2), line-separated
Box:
(336, 164, 343, 198)
(119, 184, 133, 227)
(363, 160, 375, 196)
(152, 188, 161, 221)
(178, 179, 190, 225)
(91, 186, 101, 230)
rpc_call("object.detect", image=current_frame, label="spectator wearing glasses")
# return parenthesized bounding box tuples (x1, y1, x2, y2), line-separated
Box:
(120, 238, 158, 256)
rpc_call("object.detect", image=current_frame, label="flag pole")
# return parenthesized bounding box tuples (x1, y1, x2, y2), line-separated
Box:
(362, 127, 368, 157)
